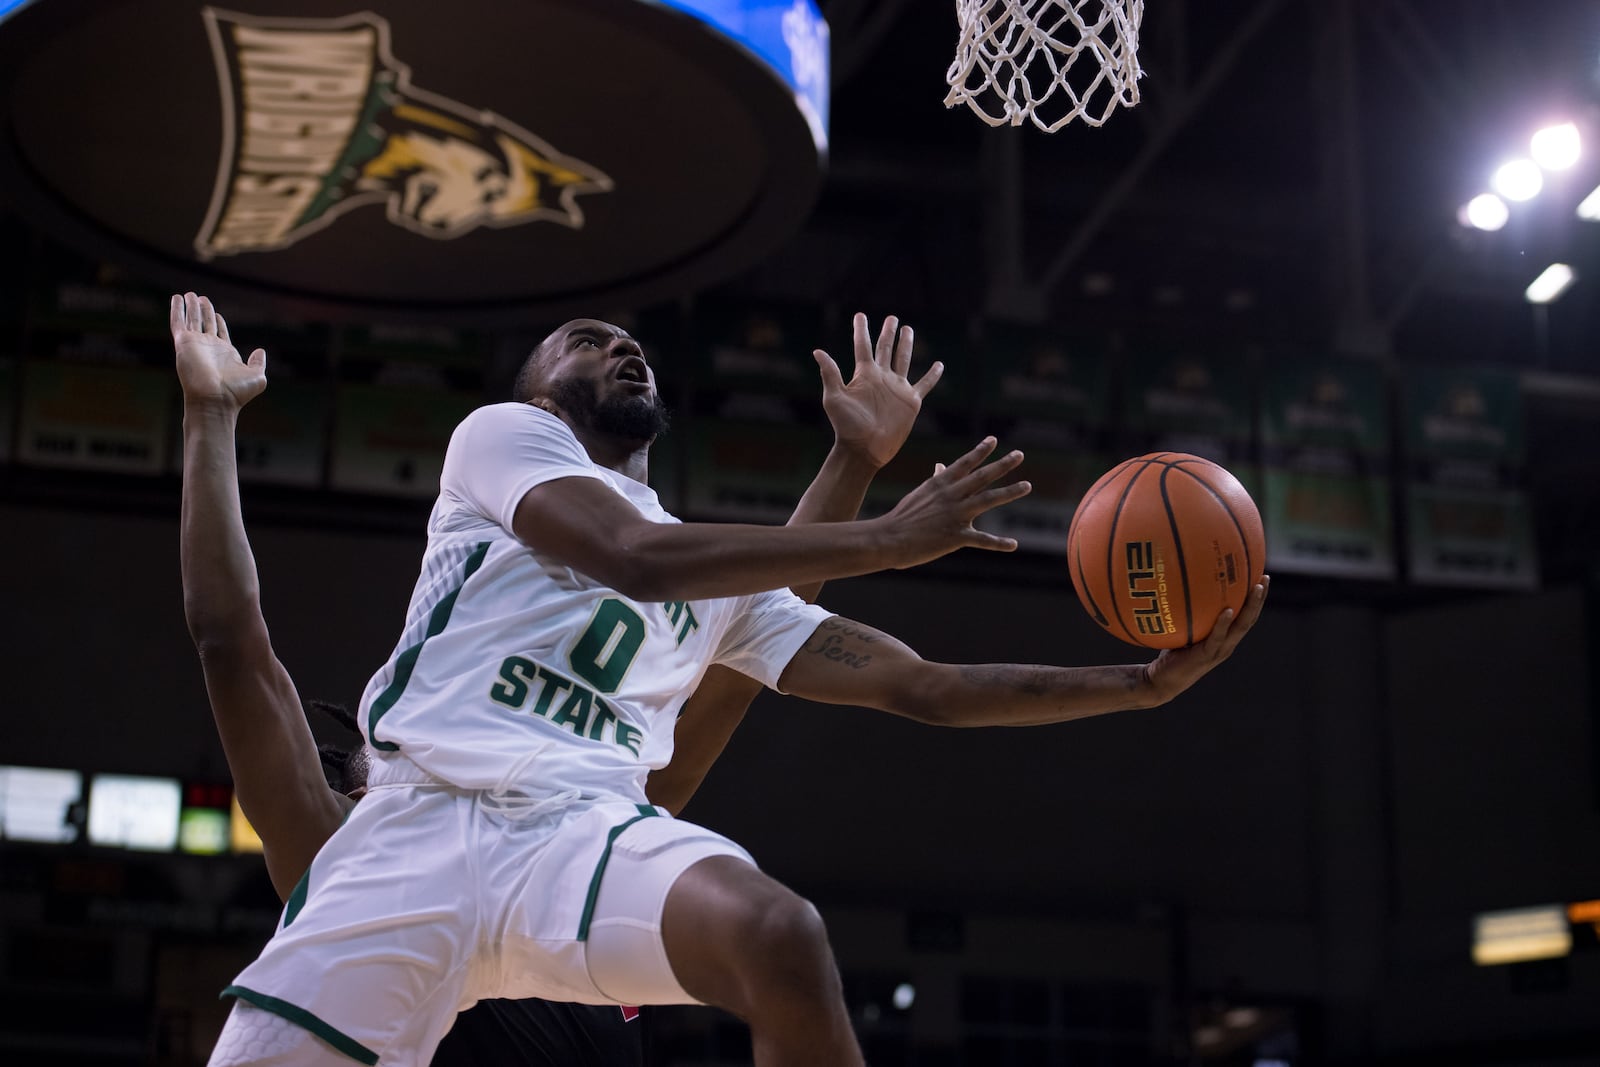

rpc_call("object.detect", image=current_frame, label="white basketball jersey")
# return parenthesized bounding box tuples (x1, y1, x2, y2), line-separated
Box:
(357, 403, 831, 799)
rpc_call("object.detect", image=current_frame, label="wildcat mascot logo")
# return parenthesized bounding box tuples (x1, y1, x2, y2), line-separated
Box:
(195, 8, 613, 258)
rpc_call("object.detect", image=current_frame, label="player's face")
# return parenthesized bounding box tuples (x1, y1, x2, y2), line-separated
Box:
(542, 320, 667, 443)
(548, 320, 656, 400)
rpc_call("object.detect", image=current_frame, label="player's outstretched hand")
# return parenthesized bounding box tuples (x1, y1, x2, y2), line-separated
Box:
(1143, 576, 1270, 703)
(813, 312, 943, 468)
(875, 436, 1032, 567)
(171, 292, 266, 410)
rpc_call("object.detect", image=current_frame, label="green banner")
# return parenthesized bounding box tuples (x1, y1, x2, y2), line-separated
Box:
(1401, 366, 1535, 588)
(1263, 467, 1395, 578)
(341, 322, 489, 366)
(329, 386, 478, 498)
(1124, 349, 1253, 444)
(235, 380, 329, 487)
(696, 302, 823, 399)
(682, 421, 830, 522)
(1403, 366, 1522, 465)
(1262, 357, 1388, 452)
(1406, 485, 1538, 589)
(980, 325, 1111, 429)
(1261, 357, 1395, 578)
(31, 279, 171, 338)
(0, 359, 14, 464)
(18, 361, 172, 473)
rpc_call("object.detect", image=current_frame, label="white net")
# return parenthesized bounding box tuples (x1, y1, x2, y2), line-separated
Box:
(944, 0, 1145, 132)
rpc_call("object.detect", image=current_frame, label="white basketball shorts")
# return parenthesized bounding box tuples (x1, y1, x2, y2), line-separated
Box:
(215, 781, 754, 1066)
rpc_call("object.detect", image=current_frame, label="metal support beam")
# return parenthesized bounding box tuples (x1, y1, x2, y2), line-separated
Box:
(1035, 0, 1286, 297)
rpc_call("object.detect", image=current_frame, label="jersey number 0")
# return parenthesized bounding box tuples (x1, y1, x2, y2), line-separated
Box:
(569, 598, 646, 693)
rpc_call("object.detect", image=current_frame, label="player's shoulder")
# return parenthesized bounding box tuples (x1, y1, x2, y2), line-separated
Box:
(450, 402, 583, 459)
(456, 401, 559, 435)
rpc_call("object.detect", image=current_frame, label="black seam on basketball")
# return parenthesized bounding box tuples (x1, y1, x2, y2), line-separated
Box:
(1105, 458, 1162, 645)
(1171, 461, 1254, 584)
(1158, 465, 1194, 645)
(1068, 457, 1141, 631)
(1067, 456, 1138, 566)
(1073, 533, 1110, 628)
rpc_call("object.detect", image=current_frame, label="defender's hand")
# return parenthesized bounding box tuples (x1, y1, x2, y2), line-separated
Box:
(171, 292, 266, 410)
(873, 437, 1032, 568)
(813, 312, 943, 469)
(1143, 577, 1270, 703)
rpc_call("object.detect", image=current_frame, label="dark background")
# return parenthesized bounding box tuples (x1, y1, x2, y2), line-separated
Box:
(4, 1, 1600, 1065)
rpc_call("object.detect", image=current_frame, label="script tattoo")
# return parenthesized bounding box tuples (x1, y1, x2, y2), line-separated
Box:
(803, 618, 880, 669)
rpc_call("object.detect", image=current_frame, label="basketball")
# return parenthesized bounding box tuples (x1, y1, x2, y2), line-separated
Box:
(1067, 454, 1265, 650)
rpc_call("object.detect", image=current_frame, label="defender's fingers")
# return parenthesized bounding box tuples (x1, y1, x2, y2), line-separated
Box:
(813, 349, 845, 393)
(941, 436, 1000, 479)
(912, 359, 944, 399)
(933, 462, 946, 475)
(891, 324, 914, 377)
(216, 313, 231, 343)
(198, 297, 217, 336)
(184, 292, 200, 330)
(852, 312, 871, 370)
(247, 348, 267, 370)
(169, 294, 184, 337)
(874, 315, 899, 367)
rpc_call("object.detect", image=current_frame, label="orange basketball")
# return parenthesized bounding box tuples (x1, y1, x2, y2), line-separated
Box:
(1067, 453, 1265, 650)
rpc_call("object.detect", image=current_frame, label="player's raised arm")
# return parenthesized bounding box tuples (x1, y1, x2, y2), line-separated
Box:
(773, 578, 1269, 727)
(509, 434, 1025, 602)
(648, 313, 940, 814)
(173, 293, 349, 899)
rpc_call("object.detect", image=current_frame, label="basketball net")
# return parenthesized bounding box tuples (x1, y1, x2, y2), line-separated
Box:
(944, 0, 1145, 132)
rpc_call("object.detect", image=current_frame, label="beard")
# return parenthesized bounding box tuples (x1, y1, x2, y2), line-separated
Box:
(548, 377, 670, 444)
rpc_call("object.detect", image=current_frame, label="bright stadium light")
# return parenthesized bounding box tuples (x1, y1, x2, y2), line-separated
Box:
(1577, 184, 1600, 221)
(1459, 192, 1509, 231)
(1492, 159, 1544, 201)
(1530, 122, 1580, 170)
(1525, 263, 1575, 304)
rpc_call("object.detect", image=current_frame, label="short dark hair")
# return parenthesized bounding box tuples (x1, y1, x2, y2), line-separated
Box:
(512, 334, 558, 403)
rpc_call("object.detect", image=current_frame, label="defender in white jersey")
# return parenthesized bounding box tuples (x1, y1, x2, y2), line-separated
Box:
(215, 315, 1267, 1067)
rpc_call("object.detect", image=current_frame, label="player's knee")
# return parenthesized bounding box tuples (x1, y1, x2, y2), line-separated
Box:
(739, 892, 839, 999)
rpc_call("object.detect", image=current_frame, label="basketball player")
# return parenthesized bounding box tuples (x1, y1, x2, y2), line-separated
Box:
(174, 293, 943, 1064)
(194, 298, 1266, 1067)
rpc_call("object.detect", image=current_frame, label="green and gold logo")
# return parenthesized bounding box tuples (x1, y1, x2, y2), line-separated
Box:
(195, 8, 613, 258)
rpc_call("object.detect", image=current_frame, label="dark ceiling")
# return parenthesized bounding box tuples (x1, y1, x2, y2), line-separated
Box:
(739, 0, 1600, 376)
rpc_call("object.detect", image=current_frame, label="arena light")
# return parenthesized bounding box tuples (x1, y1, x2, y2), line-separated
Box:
(1530, 122, 1580, 170)
(1525, 263, 1575, 304)
(1577, 184, 1600, 221)
(1473, 904, 1571, 965)
(1492, 159, 1544, 201)
(1459, 193, 1509, 231)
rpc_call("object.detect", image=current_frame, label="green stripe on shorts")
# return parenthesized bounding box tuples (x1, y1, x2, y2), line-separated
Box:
(576, 804, 659, 942)
(222, 985, 379, 1065)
